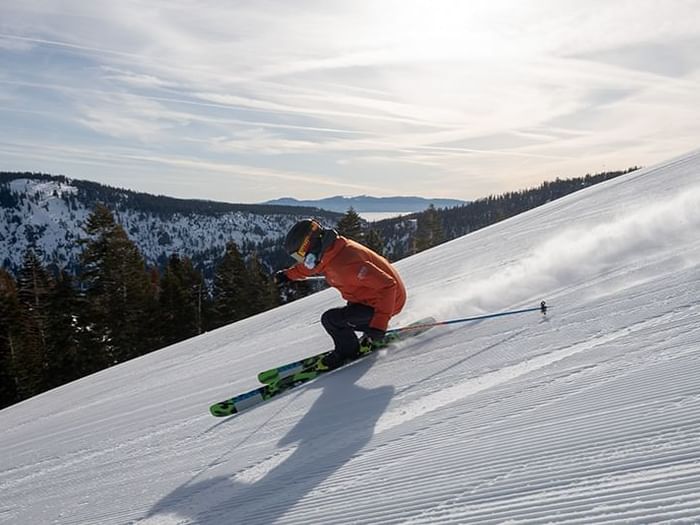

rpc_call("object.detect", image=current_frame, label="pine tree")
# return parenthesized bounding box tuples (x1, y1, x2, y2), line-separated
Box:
(0, 269, 21, 409)
(45, 271, 83, 387)
(364, 228, 385, 256)
(159, 254, 206, 346)
(246, 253, 278, 315)
(211, 241, 249, 329)
(80, 204, 158, 364)
(15, 249, 53, 397)
(336, 207, 364, 242)
(414, 204, 445, 253)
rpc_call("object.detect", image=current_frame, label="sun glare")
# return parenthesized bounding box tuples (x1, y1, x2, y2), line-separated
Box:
(365, 1, 507, 62)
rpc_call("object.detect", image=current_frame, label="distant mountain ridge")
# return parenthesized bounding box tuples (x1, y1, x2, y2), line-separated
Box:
(264, 195, 466, 213)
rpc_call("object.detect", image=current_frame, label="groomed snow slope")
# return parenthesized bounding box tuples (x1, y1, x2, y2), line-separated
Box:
(2, 151, 700, 524)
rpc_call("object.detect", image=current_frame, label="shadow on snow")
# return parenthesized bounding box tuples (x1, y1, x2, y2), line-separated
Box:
(146, 357, 393, 523)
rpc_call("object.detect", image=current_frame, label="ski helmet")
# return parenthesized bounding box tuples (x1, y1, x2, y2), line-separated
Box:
(285, 219, 323, 267)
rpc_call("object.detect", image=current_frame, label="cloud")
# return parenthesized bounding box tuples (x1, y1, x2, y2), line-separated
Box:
(0, 138, 374, 196)
(572, 38, 700, 78)
(75, 93, 191, 142)
(208, 130, 321, 155)
(0, 34, 36, 51)
(99, 66, 175, 89)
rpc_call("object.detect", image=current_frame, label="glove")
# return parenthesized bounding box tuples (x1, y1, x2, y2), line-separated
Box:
(274, 270, 291, 286)
(360, 327, 386, 348)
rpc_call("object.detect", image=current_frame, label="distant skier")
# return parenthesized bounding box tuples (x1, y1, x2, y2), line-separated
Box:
(275, 219, 407, 370)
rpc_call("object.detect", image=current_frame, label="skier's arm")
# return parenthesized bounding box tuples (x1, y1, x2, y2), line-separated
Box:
(285, 264, 316, 281)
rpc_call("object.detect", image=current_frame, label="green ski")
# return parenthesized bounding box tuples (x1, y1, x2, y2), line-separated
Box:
(256, 317, 436, 384)
(209, 317, 436, 417)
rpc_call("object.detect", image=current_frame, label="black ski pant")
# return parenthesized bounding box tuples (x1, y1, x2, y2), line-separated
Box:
(321, 303, 374, 359)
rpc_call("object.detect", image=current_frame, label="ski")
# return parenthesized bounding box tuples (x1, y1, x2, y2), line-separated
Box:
(257, 350, 331, 385)
(256, 317, 437, 384)
(209, 366, 326, 417)
(209, 317, 436, 417)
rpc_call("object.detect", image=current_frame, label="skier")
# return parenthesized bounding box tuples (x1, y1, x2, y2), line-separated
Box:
(275, 219, 407, 370)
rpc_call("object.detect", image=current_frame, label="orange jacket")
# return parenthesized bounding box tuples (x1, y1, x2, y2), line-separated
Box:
(285, 236, 406, 331)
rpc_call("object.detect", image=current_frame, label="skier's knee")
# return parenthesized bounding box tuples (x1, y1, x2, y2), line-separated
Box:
(321, 309, 333, 330)
(321, 308, 343, 330)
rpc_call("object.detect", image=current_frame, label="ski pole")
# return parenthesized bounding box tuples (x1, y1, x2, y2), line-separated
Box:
(388, 301, 549, 334)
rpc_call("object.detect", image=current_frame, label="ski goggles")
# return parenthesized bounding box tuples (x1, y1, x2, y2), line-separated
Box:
(290, 221, 321, 265)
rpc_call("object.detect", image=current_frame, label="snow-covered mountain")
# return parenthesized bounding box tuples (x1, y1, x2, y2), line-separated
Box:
(0, 174, 340, 273)
(1, 150, 700, 524)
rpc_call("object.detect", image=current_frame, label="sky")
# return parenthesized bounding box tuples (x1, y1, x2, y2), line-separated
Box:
(1, 0, 699, 203)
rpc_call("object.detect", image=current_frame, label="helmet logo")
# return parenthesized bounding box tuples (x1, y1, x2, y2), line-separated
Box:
(303, 252, 318, 269)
